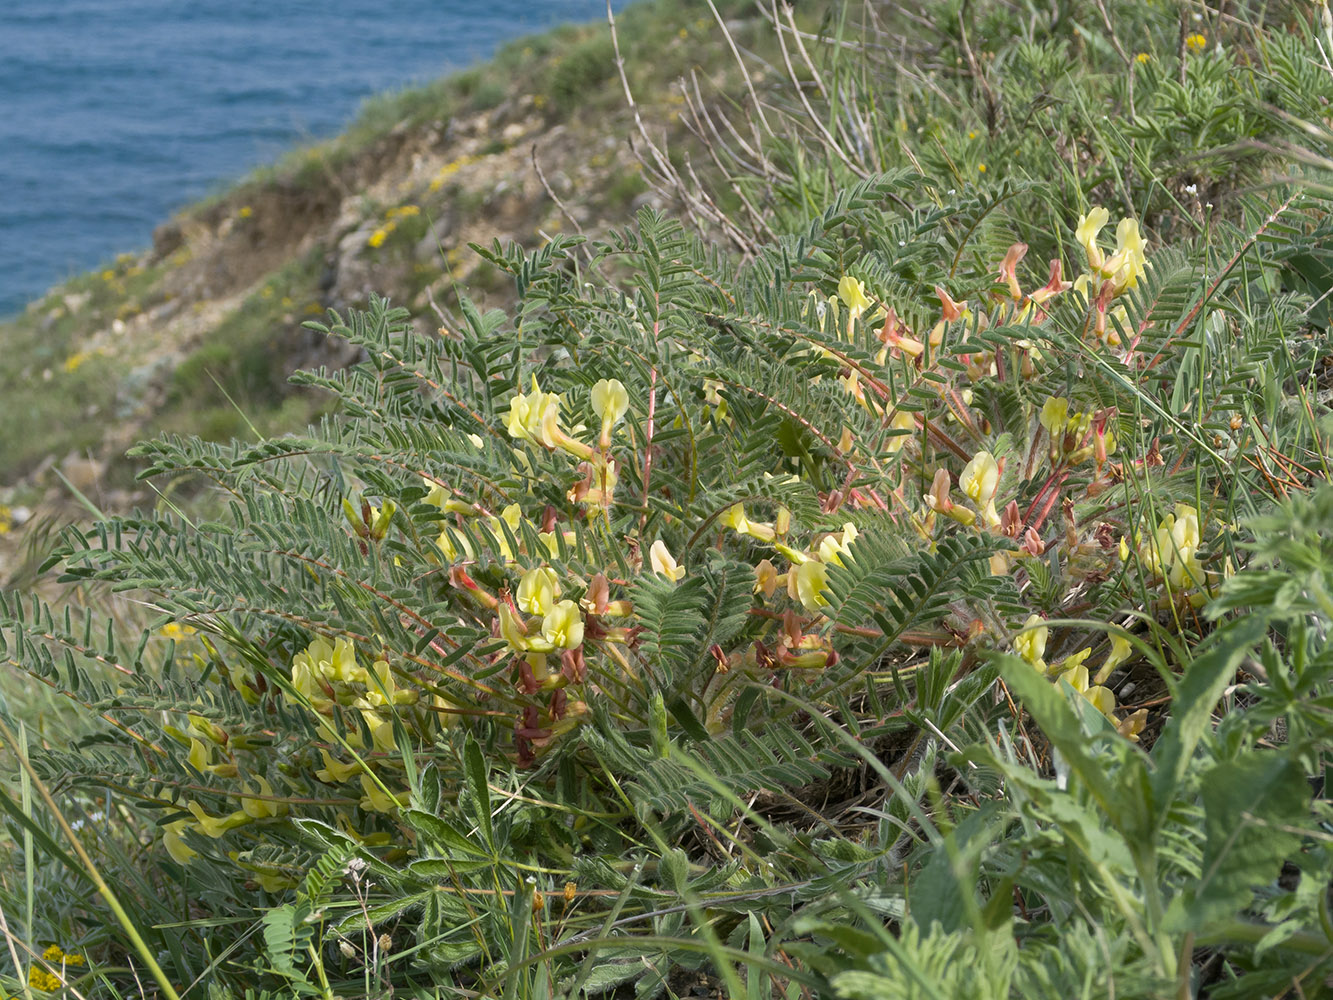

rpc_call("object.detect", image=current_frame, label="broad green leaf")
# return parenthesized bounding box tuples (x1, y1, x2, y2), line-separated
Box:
(1150, 617, 1266, 828)
(1176, 754, 1312, 930)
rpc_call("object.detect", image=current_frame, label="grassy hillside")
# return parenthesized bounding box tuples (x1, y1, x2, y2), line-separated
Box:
(3, 0, 1333, 997)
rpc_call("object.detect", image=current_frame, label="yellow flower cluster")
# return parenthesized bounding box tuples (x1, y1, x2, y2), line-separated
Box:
(291, 637, 416, 750)
(28, 944, 85, 991)
(61, 347, 108, 374)
(1074, 206, 1150, 346)
(159, 712, 292, 864)
(1130, 503, 1227, 602)
(709, 497, 852, 637)
(505, 377, 628, 516)
(428, 153, 482, 191)
(1014, 617, 1146, 739)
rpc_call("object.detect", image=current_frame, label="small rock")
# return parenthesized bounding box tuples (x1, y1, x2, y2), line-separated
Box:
(151, 220, 185, 260)
(59, 452, 106, 493)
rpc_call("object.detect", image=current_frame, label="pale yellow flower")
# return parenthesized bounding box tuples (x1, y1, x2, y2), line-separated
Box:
(818, 523, 859, 567)
(186, 802, 250, 839)
(649, 539, 685, 582)
(591, 378, 629, 445)
(240, 776, 284, 819)
(163, 825, 197, 865)
(885, 409, 915, 453)
(506, 377, 562, 443)
(315, 749, 361, 783)
(1076, 206, 1110, 269)
(498, 602, 530, 652)
(540, 600, 585, 650)
(960, 451, 999, 505)
(517, 566, 561, 616)
(837, 276, 873, 321)
(1107, 217, 1148, 291)
(754, 559, 779, 597)
(959, 451, 1002, 527)
(1014, 615, 1048, 670)
(1039, 397, 1070, 438)
(1094, 634, 1133, 684)
(359, 774, 407, 813)
(793, 560, 831, 611)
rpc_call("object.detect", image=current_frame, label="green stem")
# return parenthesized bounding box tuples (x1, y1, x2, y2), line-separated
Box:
(1196, 920, 1333, 957)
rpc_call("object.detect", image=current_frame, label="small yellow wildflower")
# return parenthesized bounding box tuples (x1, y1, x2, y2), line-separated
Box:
(240, 775, 285, 819)
(837, 275, 873, 321)
(62, 349, 94, 374)
(1135, 51, 1150, 63)
(367, 226, 391, 248)
(186, 801, 250, 838)
(1014, 615, 1048, 670)
(359, 774, 407, 813)
(1185, 33, 1207, 52)
(817, 523, 859, 568)
(498, 601, 530, 652)
(517, 566, 561, 616)
(959, 450, 1001, 527)
(649, 540, 685, 582)
(792, 560, 831, 611)
(977, 163, 987, 173)
(238, 205, 253, 218)
(1076, 206, 1111, 269)
(1039, 397, 1070, 439)
(590, 378, 629, 446)
(540, 600, 585, 650)
(754, 559, 779, 598)
(1095, 634, 1133, 684)
(315, 748, 361, 783)
(29, 966, 64, 991)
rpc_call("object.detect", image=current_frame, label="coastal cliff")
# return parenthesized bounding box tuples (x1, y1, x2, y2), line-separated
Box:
(0, 1, 754, 565)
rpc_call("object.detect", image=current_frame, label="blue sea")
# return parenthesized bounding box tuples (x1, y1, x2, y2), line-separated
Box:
(0, 1, 625, 317)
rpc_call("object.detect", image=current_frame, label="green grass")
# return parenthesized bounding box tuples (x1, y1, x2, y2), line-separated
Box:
(148, 248, 334, 449)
